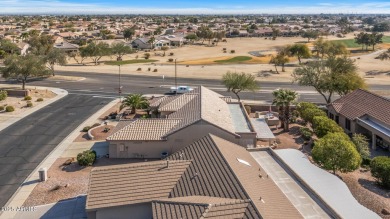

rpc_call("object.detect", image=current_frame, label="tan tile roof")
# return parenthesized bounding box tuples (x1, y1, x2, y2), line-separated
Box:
(86, 160, 191, 210)
(106, 119, 181, 141)
(169, 135, 303, 219)
(329, 89, 390, 125)
(159, 94, 197, 112)
(152, 196, 250, 219)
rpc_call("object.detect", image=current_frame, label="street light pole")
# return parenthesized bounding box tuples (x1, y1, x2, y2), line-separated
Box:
(174, 58, 177, 95)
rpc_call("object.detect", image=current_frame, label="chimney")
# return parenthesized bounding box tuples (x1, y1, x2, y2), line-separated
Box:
(166, 160, 169, 168)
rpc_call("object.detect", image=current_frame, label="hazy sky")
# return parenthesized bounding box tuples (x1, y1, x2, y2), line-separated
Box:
(2, 0, 390, 14)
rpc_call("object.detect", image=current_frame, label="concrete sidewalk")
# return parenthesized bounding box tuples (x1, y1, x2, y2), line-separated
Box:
(0, 85, 68, 132)
(0, 97, 118, 219)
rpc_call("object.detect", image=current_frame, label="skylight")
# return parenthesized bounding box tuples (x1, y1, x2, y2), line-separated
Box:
(237, 158, 251, 166)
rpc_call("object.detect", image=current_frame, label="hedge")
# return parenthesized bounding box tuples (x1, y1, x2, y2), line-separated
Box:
(370, 156, 390, 188)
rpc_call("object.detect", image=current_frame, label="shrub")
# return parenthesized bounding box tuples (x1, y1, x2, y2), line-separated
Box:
(82, 126, 91, 132)
(37, 98, 44, 102)
(312, 116, 344, 138)
(91, 123, 101, 128)
(144, 53, 150, 59)
(300, 127, 313, 140)
(370, 156, 390, 188)
(148, 67, 151, 71)
(297, 102, 317, 116)
(77, 150, 96, 166)
(24, 96, 32, 101)
(169, 52, 174, 56)
(362, 157, 372, 167)
(5, 106, 14, 112)
(223, 48, 227, 51)
(0, 90, 7, 101)
(26, 101, 33, 107)
(352, 134, 370, 159)
(301, 108, 326, 124)
(137, 67, 142, 71)
(230, 50, 235, 53)
(153, 69, 158, 72)
(0, 106, 4, 111)
(168, 58, 174, 62)
(244, 105, 251, 114)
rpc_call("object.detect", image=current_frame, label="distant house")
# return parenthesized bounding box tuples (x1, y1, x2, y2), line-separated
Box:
(106, 87, 257, 159)
(53, 41, 79, 53)
(327, 89, 390, 151)
(86, 134, 303, 219)
(131, 37, 170, 50)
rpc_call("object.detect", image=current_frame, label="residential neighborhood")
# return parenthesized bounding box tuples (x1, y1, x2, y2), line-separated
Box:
(1, 10, 390, 219)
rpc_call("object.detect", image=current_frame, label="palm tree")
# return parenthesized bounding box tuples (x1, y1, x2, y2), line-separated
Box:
(120, 94, 149, 114)
(272, 89, 298, 131)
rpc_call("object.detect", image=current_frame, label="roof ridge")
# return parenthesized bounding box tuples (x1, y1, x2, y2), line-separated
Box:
(357, 88, 390, 102)
(92, 160, 192, 172)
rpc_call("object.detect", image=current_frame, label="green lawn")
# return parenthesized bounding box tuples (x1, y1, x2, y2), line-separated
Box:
(331, 36, 390, 48)
(214, 56, 252, 63)
(104, 59, 157, 65)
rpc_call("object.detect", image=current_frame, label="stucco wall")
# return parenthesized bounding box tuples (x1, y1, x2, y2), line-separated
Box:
(93, 203, 152, 219)
(109, 120, 255, 158)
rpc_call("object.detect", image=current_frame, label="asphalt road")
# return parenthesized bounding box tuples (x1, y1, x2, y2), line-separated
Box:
(0, 94, 108, 208)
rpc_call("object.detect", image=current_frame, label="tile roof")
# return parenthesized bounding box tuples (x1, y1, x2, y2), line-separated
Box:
(152, 196, 250, 219)
(329, 89, 390, 125)
(159, 94, 198, 112)
(86, 160, 192, 210)
(168, 135, 303, 219)
(106, 119, 181, 141)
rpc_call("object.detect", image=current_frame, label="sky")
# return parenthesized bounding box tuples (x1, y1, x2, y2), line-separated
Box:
(2, 0, 390, 14)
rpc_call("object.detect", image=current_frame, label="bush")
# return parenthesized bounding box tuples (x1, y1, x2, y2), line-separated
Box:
(26, 101, 33, 107)
(24, 96, 32, 101)
(82, 126, 91, 132)
(168, 58, 174, 62)
(370, 156, 390, 188)
(223, 48, 227, 51)
(37, 98, 44, 102)
(0, 90, 7, 101)
(230, 50, 235, 53)
(169, 52, 174, 56)
(91, 123, 101, 128)
(0, 106, 4, 111)
(5, 106, 14, 112)
(137, 67, 142, 71)
(362, 157, 372, 167)
(300, 127, 313, 140)
(144, 53, 150, 59)
(302, 108, 327, 124)
(244, 105, 251, 114)
(312, 116, 344, 138)
(153, 69, 158, 72)
(77, 150, 96, 166)
(148, 67, 151, 71)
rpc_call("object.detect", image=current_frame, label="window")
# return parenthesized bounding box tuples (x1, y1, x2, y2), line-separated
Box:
(345, 118, 351, 131)
(329, 113, 334, 120)
(335, 116, 339, 124)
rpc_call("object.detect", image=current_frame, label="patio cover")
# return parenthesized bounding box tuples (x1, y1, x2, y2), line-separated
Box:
(250, 118, 275, 140)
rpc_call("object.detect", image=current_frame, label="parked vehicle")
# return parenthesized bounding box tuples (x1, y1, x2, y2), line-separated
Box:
(170, 86, 193, 94)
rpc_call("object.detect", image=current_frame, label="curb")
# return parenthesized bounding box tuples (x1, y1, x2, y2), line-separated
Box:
(0, 86, 68, 132)
(0, 98, 119, 219)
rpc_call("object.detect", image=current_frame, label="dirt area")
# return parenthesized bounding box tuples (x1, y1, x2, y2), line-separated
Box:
(54, 33, 390, 85)
(339, 170, 390, 218)
(23, 157, 156, 207)
(0, 88, 56, 115)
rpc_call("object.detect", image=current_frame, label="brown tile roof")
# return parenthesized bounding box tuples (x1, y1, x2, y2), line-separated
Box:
(86, 160, 191, 210)
(152, 196, 250, 219)
(107, 119, 181, 141)
(329, 89, 390, 125)
(168, 135, 303, 219)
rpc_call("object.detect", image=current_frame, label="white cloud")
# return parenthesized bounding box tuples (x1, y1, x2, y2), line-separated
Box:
(1, 0, 390, 14)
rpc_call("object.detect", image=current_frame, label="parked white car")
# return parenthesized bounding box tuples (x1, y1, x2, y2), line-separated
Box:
(170, 86, 193, 94)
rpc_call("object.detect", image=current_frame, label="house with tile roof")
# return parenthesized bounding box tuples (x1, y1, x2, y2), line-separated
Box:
(86, 134, 304, 219)
(327, 89, 390, 151)
(107, 86, 257, 158)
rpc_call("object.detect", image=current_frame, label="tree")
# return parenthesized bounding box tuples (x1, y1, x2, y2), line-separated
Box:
(27, 35, 55, 55)
(302, 30, 320, 42)
(312, 132, 361, 174)
(370, 156, 390, 188)
(45, 48, 67, 76)
(120, 94, 149, 114)
(185, 33, 199, 44)
(147, 36, 156, 49)
(272, 28, 280, 40)
(355, 32, 369, 50)
(272, 89, 298, 131)
(351, 134, 370, 159)
(314, 38, 348, 59)
(111, 42, 133, 61)
(160, 46, 169, 56)
(83, 42, 111, 65)
(0, 39, 19, 55)
(222, 72, 260, 102)
(312, 116, 344, 138)
(1, 54, 49, 90)
(368, 32, 383, 50)
(123, 28, 135, 41)
(269, 48, 290, 73)
(287, 44, 311, 64)
(372, 23, 390, 32)
(292, 57, 366, 103)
